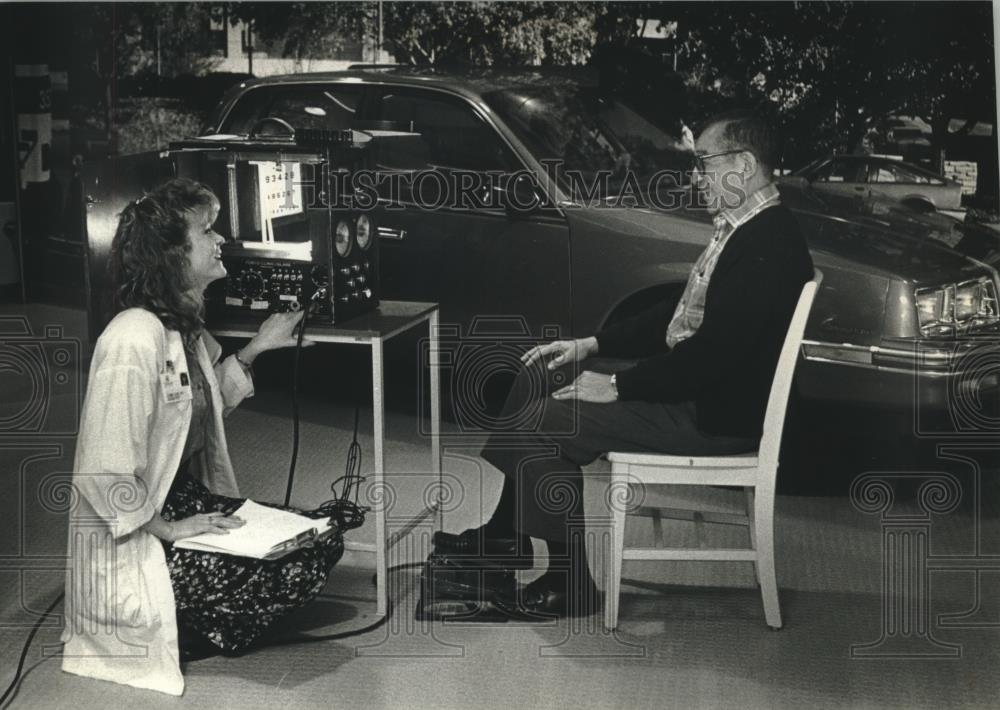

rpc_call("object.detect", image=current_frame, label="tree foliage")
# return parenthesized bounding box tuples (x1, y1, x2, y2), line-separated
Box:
(378, 2, 601, 65)
(632, 1, 996, 164)
(69, 3, 220, 80)
(227, 1, 994, 166)
(224, 2, 369, 60)
(227, 1, 613, 66)
(54, 1, 994, 168)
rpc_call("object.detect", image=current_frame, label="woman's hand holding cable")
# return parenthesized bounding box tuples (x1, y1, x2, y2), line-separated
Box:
(239, 311, 314, 366)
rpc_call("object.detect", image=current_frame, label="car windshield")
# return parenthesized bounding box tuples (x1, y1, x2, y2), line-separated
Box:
(483, 84, 692, 199)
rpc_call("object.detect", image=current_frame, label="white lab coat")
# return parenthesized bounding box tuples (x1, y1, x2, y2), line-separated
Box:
(61, 308, 254, 695)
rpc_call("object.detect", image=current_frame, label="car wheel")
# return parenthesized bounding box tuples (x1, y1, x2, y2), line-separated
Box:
(902, 199, 935, 213)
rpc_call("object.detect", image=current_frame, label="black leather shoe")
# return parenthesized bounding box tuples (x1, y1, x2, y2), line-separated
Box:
(494, 573, 601, 620)
(432, 526, 534, 569)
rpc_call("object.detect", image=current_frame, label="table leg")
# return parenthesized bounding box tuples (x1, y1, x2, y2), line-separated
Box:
(372, 337, 387, 617)
(429, 310, 442, 532)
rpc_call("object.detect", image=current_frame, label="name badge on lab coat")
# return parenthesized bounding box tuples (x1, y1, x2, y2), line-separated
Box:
(160, 360, 192, 404)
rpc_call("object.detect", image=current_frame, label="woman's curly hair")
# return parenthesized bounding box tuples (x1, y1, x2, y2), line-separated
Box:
(110, 178, 219, 344)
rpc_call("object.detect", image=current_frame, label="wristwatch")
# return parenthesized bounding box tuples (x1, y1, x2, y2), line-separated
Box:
(609, 373, 619, 399)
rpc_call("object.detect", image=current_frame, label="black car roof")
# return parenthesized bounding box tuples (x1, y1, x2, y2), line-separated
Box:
(209, 66, 602, 132)
(231, 65, 599, 99)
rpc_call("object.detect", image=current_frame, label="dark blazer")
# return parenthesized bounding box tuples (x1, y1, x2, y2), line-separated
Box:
(595, 204, 814, 438)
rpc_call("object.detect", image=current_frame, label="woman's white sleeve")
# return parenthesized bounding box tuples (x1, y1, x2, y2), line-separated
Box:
(213, 355, 254, 416)
(73, 364, 158, 539)
(204, 330, 254, 416)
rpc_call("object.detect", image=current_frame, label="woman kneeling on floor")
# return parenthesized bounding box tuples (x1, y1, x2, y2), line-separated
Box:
(61, 178, 343, 695)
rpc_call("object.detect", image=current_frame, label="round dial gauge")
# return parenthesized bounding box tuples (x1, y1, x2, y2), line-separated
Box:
(309, 263, 330, 287)
(238, 270, 265, 298)
(356, 214, 372, 250)
(335, 219, 352, 257)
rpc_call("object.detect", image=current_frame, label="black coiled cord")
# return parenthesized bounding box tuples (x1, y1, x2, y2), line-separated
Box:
(282, 301, 311, 507)
(315, 402, 368, 532)
(283, 289, 368, 531)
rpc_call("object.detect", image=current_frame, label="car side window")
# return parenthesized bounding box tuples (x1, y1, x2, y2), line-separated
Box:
(814, 159, 866, 183)
(223, 85, 362, 135)
(370, 88, 519, 173)
(884, 165, 932, 185)
(872, 166, 897, 183)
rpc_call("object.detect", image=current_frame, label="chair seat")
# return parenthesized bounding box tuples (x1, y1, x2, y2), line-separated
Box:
(608, 451, 761, 485)
(607, 451, 759, 468)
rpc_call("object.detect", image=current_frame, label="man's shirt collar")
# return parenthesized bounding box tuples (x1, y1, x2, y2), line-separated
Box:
(717, 182, 781, 231)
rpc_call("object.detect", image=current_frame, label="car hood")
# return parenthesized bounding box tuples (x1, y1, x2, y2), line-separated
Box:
(560, 182, 999, 286)
(775, 179, 1000, 283)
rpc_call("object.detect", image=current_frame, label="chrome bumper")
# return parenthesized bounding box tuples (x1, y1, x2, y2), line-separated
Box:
(799, 338, 1000, 416)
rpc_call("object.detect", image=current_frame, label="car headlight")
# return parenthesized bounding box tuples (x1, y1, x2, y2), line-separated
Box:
(356, 214, 371, 250)
(334, 219, 352, 257)
(915, 276, 999, 337)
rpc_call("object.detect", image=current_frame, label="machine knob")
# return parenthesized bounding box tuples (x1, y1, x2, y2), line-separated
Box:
(351, 264, 362, 273)
(340, 267, 351, 276)
(240, 271, 265, 298)
(362, 288, 372, 299)
(310, 264, 330, 287)
(356, 275, 366, 284)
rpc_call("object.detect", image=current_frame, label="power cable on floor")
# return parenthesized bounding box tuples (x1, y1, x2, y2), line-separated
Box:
(1, 592, 64, 709)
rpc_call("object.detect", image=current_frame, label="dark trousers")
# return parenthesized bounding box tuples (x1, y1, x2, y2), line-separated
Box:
(480, 359, 757, 541)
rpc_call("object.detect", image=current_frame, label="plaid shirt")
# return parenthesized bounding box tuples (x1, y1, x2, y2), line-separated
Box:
(665, 183, 782, 348)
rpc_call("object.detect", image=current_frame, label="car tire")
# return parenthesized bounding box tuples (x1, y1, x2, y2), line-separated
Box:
(902, 199, 935, 213)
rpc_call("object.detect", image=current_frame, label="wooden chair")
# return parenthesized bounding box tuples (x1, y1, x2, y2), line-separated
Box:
(603, 269, 822, 631)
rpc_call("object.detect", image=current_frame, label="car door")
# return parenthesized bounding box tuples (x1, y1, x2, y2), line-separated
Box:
(870, 161, 947, 208)
(364, 85, 573, 338)
(868, 162, 910, 203)
(810, 157, 872, 201)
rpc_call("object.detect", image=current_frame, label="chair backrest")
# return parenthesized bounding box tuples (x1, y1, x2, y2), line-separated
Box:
(757, 268, 823, 474)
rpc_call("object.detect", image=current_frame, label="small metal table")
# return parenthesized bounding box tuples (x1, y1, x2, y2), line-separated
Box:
(213, 300, 441, 617)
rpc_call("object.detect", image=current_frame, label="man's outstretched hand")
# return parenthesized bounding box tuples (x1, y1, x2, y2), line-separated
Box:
(521, 336, 598, 370)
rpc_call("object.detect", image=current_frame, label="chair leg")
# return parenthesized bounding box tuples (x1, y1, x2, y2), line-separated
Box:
(754, 493, 782, 629)
(604, 467, 629, 631)
(745, 487, 759, 585)
(651, 507, 664, 548)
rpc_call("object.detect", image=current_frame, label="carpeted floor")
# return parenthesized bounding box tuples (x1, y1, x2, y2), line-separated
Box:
(2, 304, 999, 709)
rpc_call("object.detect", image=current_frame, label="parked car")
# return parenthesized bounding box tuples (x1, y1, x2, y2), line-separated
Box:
(81, 67, 1000, 429)
(878, 117, 935, 165)
(790, 154, 963, 212)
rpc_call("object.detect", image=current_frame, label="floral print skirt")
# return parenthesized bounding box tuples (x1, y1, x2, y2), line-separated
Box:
(160, 469, 344, 655)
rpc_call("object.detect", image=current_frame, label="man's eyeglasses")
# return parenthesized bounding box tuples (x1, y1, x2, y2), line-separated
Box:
(692, 149, 746, 173)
